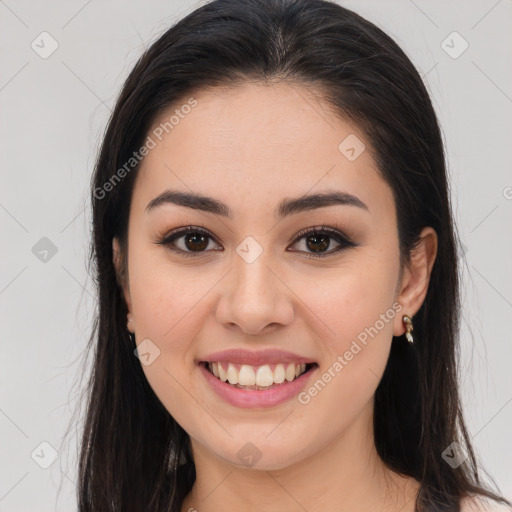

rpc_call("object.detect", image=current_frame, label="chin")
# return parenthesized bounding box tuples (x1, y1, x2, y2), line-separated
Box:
(215, 443, 306, 472)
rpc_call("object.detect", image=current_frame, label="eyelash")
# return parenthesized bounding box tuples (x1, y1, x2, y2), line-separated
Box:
(155, 224, 357, 259)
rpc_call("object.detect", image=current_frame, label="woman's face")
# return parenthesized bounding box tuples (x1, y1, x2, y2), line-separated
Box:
(114, 82, 428, 470)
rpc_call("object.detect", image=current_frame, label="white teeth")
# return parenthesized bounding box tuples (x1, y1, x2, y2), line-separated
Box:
(238, 365, 256, 386)
(255, 365, 274, 387)
(208, 361, 310, 387)
(273, 363, 286, 383)
(218, 362, 228, 382)
(227, 363, 239, 384)
(285, 363, 296, 382)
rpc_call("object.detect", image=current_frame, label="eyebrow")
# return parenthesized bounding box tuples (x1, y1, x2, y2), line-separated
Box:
(145, 189, 369, 218)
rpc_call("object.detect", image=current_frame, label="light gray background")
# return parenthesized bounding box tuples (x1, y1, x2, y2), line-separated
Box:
(1, 0, 511, 510)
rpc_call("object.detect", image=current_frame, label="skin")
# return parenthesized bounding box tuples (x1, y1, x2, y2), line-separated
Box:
(113, 82, 438, 512)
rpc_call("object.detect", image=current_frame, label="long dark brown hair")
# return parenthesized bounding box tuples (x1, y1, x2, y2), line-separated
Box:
(71, 0, 511, 510)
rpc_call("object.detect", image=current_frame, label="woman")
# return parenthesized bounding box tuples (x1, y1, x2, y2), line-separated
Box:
(76, 0, 512, 510)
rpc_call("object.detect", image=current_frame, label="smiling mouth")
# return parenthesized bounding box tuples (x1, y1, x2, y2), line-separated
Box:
(200, 361, 318, 391)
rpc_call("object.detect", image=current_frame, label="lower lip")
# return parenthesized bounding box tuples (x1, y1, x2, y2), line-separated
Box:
(198, 362, 318, 408)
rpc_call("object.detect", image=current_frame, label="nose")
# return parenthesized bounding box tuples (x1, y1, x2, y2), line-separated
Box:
(215, 252, 295, 335)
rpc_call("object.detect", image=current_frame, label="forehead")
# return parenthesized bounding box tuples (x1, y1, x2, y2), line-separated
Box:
(133, 82, 394, 221)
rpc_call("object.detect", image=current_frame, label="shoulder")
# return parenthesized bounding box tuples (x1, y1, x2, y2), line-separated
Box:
(460, 495, 512, 512)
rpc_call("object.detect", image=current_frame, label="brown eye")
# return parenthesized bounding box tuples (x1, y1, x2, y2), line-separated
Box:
(289, 226, 356, 259)
(182, 232, 209, 252)
(156, 226, 221, 258)
(304, 232, 330, 253)
(156, 224, 357, 259)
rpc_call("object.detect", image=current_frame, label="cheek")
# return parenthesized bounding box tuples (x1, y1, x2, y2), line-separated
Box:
(128, 241, 208, 341)
(297, 259, 399, 417)
(127, 259, 207, 424)
(292, 275, 396, 444)
(300, 262, 398, 351)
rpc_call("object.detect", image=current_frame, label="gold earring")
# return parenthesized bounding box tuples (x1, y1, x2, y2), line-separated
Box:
(402, 315, 414, 344)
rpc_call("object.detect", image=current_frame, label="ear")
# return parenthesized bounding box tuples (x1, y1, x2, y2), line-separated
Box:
(112, 236, 134, 332)
(394, 227, 438, 337)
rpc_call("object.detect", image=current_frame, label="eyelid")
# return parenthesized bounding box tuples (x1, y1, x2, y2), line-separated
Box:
(292, 225, 350, 243)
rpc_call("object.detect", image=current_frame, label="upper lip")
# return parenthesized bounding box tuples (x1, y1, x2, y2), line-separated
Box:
(199, 349, 316, 366)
